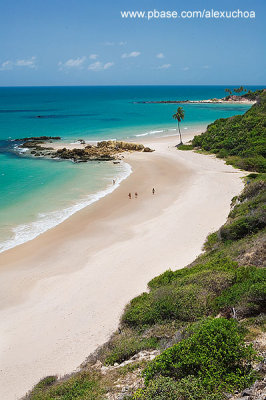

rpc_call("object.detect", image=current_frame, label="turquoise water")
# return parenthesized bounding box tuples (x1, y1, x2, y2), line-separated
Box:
(0, 86, 260, 251)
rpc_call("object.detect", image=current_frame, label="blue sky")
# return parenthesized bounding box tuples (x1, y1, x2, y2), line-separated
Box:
(0, 0, 265, 86)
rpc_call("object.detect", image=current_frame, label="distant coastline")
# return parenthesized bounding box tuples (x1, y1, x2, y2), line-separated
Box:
(135, 98, 256, 105)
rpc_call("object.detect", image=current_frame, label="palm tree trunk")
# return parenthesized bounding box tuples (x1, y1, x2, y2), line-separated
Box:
(178, 120, 183, 144)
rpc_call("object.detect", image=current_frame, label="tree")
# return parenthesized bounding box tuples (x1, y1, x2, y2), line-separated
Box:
(225, 88, 232, 95)
(233, 86, 246, 95)
(172, 107, 185, 145)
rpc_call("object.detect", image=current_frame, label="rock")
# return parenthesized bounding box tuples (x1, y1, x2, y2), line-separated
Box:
(15, 136, 61, 141)
(242, 389, 252, 396)
(144, 147, 154, 152)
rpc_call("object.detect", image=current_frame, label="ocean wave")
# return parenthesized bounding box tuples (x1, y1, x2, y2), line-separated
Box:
(135, 129, 165, 137)
(0, 162, 132, 253)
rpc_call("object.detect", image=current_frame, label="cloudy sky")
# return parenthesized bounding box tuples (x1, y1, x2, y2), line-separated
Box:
(0, 0, 265, 86)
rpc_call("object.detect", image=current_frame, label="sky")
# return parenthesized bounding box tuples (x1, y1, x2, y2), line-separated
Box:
(0, 0, 265, 86)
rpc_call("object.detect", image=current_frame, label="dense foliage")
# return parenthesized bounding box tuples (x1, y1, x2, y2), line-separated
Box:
(143, 318, 257, 392)
(191, 91, 266, 172)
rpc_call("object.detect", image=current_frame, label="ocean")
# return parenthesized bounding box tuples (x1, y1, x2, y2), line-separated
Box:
(0, 85, 260, 252)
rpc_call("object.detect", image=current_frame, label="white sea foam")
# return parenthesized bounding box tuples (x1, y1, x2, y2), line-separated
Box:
(14, 144, 28, 153)
(135, 129, 164, 137)
(0, 162, 132, 253)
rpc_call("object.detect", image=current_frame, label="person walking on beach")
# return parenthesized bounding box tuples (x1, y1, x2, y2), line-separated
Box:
(128, 193, 132, 199)
(135, 192, 138, 198)
(152, 188, 155, 195)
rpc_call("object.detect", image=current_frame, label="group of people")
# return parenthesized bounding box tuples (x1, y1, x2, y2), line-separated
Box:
(128, 188, 155, 199)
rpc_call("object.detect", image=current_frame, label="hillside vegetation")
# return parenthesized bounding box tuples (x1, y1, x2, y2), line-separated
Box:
(190, 90, 266, 172)
(26, 92, 266, 400)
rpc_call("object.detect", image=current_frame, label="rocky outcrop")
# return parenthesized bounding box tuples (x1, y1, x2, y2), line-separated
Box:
(15, 136, 61, 141)
(88, 349, 160, 400)
(16, 139, 154, 162)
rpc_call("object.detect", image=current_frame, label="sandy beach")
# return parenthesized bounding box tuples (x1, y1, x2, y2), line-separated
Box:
(0, 131, 245, 400)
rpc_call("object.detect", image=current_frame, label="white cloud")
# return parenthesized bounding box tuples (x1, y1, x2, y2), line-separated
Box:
(0, 57, 37, 71)
(182, 66, 190, 71)
(156, 53, 164, 59)
(58, 56, 86, 70)
(89, 54, 98, 60)
(121, 51, 141, 58)
(202, 65, 210, 69)
(0, 60, 13, 70)
(103, 41, 126, 46)
(157, 64, 171, 69)
(88, 61, 114, 71)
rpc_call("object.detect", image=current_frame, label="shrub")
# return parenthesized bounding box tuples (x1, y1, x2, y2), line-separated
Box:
(215, 266, 266, 317)
(203, 232, 219, 251)
(220, 212, 265, 241)
(131, 375, 222, 400)
(177, 144, 194, 151)
(143, 318, 257, 392)
(122, 257, 237, 328)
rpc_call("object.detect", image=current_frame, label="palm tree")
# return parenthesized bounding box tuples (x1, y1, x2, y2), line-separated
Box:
(173, 107, 185, 145)
(225, 88, 232, 95)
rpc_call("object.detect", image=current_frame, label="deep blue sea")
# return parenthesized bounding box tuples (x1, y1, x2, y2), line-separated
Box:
(0, 85, 261, 252)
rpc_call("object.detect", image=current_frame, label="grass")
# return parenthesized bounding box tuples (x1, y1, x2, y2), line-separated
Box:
(101, 329, 159, 365)
(26, 371, 105, 400)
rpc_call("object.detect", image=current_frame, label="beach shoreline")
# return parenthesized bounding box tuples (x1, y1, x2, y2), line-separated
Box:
(0, 129, 246, 399)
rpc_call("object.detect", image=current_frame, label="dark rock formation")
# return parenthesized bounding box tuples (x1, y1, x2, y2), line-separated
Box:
(15, 136, 61, 141)
(16, 138, 155, 163)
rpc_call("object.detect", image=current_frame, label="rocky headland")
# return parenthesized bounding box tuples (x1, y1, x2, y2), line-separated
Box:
(136, 96, 256, 105)
(135, 91, 265, 105)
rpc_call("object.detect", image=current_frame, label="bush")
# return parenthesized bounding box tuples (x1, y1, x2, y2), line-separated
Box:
(131, 375, 222, 400)
(143, 318, 257, 392)
(177, 144, 194, 151)
(215, 266, 266, 317)
(203, 232, 219, 251)
(122, 257, 236, 328)
(220, 212, 265, 241)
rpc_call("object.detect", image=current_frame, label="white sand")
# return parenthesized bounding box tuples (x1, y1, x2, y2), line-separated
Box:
(0, 132, 245, 399)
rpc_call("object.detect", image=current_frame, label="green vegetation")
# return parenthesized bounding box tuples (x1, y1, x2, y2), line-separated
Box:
(191, 90, 266, 172)
(26, 371, 105, 400)
(143, 318, 257, 392)
(131, 375, 224, 400)
(101, 329, 158, 365)
(233, 86, 247, 94)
